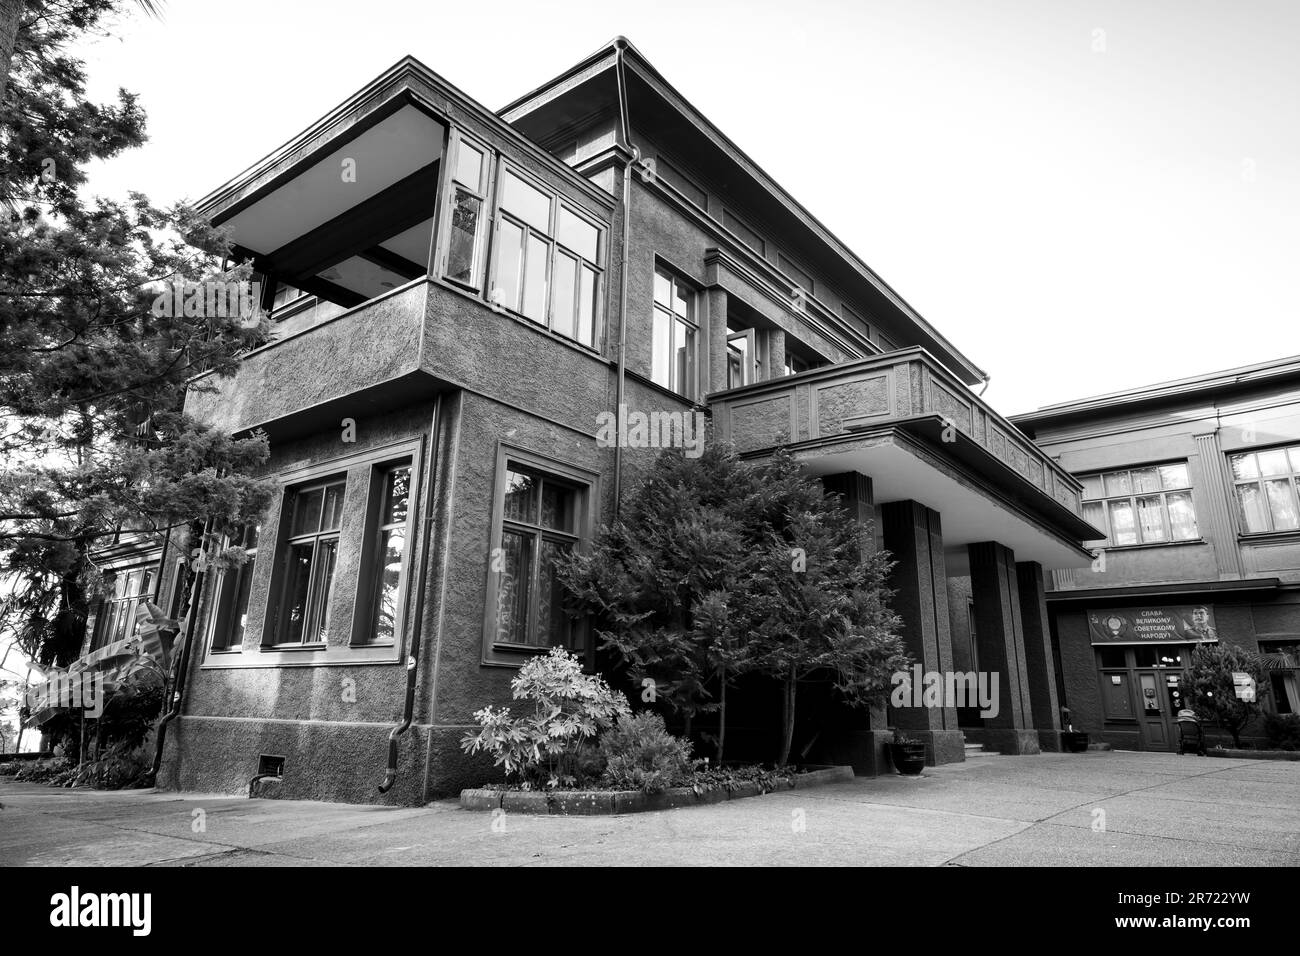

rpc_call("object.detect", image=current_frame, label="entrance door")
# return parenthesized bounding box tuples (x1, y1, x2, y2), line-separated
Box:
(1136, 670, 1173, 750)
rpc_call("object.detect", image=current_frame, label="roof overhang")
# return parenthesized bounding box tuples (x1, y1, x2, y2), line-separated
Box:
(1045, 577, 1283, 603)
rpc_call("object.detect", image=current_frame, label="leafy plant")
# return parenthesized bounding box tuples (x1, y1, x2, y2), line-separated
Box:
(1187, 643, 1269, 747)
(1263, 713, 1300, 751)
(460, 646, 630, 790)
(600, 711, 693, 793)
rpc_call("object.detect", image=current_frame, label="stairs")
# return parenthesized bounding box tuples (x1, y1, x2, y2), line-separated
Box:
(964, 741, 1001, 759)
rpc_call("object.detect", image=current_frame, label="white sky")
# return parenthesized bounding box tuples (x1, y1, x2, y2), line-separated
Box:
(72, 0, 1300, 415)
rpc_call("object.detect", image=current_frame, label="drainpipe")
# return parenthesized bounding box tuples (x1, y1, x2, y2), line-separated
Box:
(612, 38, 639, 519)
(378, 397, 441, 794)
(146, 519, 210, 785)
(979, 372, 991, 397)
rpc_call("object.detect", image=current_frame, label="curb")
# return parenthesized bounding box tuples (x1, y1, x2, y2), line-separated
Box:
(459, 765, 856, 815)
(1206, 748, 1300, 762)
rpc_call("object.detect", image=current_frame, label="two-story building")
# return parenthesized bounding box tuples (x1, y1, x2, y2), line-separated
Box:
(83, 39, 1099, 804)
(1012, 356, 1300, 751)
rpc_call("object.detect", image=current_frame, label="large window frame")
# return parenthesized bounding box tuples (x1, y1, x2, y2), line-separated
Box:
(1079, 463, 1200, 548)
(488, 161, 605, 350)
(651, 263, 697, 399)
(351, 459, 416, 647)
(265, 476, 347, 648)
(1230, 444, 1300, 535)
(440, 129, 491, 291)
(206, 524, 259, 654)
(90, 562, 159, 652)
(483, 445, 596, 667)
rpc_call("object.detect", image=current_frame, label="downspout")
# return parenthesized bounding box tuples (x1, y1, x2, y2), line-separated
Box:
(378, 395, 441, 794)
(612, 39, 639, 519)
(979, 372, 991, 398)
(146, 519, 210, 785)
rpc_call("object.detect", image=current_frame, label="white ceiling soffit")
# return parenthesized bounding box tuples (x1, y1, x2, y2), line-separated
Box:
(225, 106, 446, 257)
(319, 256, 411, 301)
(380, 219, 434, 265)
(800, 442, 1093, 571)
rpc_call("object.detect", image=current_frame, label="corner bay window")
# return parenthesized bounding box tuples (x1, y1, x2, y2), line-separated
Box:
(1080, 463, 1198, 547)
(268, 478, 345, 646)
(1231, 445, 1300, 534)
(652, 266, 696, 398)
(490, 166, 602, 348)
(445, 134, 487, 287)
(493, 463, 583, 650)
(92, 564, 158, 651)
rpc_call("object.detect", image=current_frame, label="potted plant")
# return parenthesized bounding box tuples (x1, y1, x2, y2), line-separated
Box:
(889, 730, 927, 775)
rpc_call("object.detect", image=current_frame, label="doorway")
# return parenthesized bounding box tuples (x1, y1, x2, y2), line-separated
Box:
(1095, 643, 1193, 752)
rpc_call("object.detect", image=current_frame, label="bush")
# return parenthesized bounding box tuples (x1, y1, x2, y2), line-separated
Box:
(1264, 713, 1300, 751)
(461, 647, 630, 789)
(600, 712, 693, 793)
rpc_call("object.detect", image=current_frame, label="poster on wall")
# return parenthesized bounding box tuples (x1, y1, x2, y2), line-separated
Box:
(1088, 606, 1219, 645)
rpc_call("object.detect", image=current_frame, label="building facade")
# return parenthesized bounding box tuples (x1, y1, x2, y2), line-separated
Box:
(82, 40, 1098, 804)
(1012, 357, 1300, 751)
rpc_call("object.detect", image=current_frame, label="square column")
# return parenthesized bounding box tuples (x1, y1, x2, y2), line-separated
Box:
(967, 541, 1040, 755)
(1016, 561, 1063, 752)
(881, 501, 964, 765)
(705, 288, 728, 396)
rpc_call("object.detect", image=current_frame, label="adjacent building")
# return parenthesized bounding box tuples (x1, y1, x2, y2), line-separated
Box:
(81, 40, 1099, 804)
(1012, 357, 1300, 751)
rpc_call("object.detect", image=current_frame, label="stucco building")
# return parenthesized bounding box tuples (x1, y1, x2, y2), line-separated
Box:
(1012, 357, 1300, 751)
(83, 40, 1099, 804)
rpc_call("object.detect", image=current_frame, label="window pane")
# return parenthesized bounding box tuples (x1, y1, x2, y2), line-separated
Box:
(322, 483, 345, 531)
(1230, 453, 1258, 480)
(551, 249, 577, 340)
(382, 467, 411, 525)
(654, 269, 672, 308)
(675, 319, 694, 398)
(1108, 500, 1137, 545)
(503, 468, 538, 523)
(1238, 483, 1269, 533)
(541, 481, 576, 533)
(279, 543, 315, 643)
(1166, 491, 1199, 540)
(494, 219, 524, 312)
(1131, 468, 1160, 494)
(537, 538, 574, 647)
(1104, 471, 1132, 497)
(1259, 449, 1290, 476)
(557, 207, 598, 261)
(446, 190, 481, 285)
(523, 234, 548, 323)
(1082, 501, 1107, 544)
(454, 142, 483, 188)
(1289, 447, 1300, 474)
(501, 169, 551, 235)
(291, 488, 323, 536)
(1137, 495, 1167, 542)
(674, 282, 690, 320)
(1158, 463, 1189, 489)
(370, 528, 405, 643)
(1079, 475, 1104, 500)
(496, 530, 532, 644)
(307, 538, 338, 643)
(652, 307, 672, 390)
(578, 265, 596, 347)
(228, 565, 254, 649)
(1266, 479, 1299, 530)
(139, 568, 155, 597)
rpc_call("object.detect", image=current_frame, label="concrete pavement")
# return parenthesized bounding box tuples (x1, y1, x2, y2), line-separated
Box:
(2, 751, 1297, 866)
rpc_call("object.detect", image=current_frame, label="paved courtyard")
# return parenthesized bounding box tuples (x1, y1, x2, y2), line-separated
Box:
(1, 751, 1297, 866)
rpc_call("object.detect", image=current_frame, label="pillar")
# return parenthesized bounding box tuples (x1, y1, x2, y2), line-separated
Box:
(705, 287, 727, 396)
(881, 500, 965, 765)
(764, 328, 786, 381)
(1016, 561, 1063, 752)
(967, 541, 1040, 754)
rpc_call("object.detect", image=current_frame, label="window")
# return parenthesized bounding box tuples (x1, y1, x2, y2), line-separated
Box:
(91, 564, 158, 651)
(444, 133, 488, 289)
(491, 165, 603, 348)
(1230, 445, 1300, 534)
(267, 477, 345, 646)
(493, 463, 583, 650)
(357, 463, 413, 645)
(652, 265, 697, 398)
(727, 325, 763, 388)
(778, 254, 814, 295)
(1079, 464, 1199, 547)
(784, 352, 813, 376)
(723, 210, 764, 255)
(208, 525, 259, 653)
(654, 157, 707, 210)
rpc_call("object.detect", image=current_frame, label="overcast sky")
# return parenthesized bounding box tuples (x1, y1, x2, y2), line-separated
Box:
(72, 0, 1300, 415)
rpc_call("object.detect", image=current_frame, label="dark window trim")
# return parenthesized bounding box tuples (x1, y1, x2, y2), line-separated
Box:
(1079, 461, 1199, 547)
(349, 457, 418, 648)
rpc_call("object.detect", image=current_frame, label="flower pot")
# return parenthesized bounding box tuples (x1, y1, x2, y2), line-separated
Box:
(1061, 731, 1090, 753)
(889, 742, 927, 775)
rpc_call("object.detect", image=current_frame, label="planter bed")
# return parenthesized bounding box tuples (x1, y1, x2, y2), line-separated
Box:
(459, 765, 853, 815)
(1207, 748, 1300, 762)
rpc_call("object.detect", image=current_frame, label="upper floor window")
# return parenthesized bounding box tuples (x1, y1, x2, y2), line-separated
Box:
(445, 133, 489, 289)
(1230, 445, 1300, 534)
(91, 563, 158, 652)
(491, 165, 603, 348)
(651, 265, 696, 399)
(1079, 463, 1198, 547)
(727, 324, 764, 388)
(267, 477, 346, 646)
(492, 462, 585, 650)
(208, 525, 259, 653)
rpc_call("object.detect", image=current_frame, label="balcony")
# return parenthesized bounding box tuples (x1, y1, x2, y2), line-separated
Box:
(708, 348, 1101, 570)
